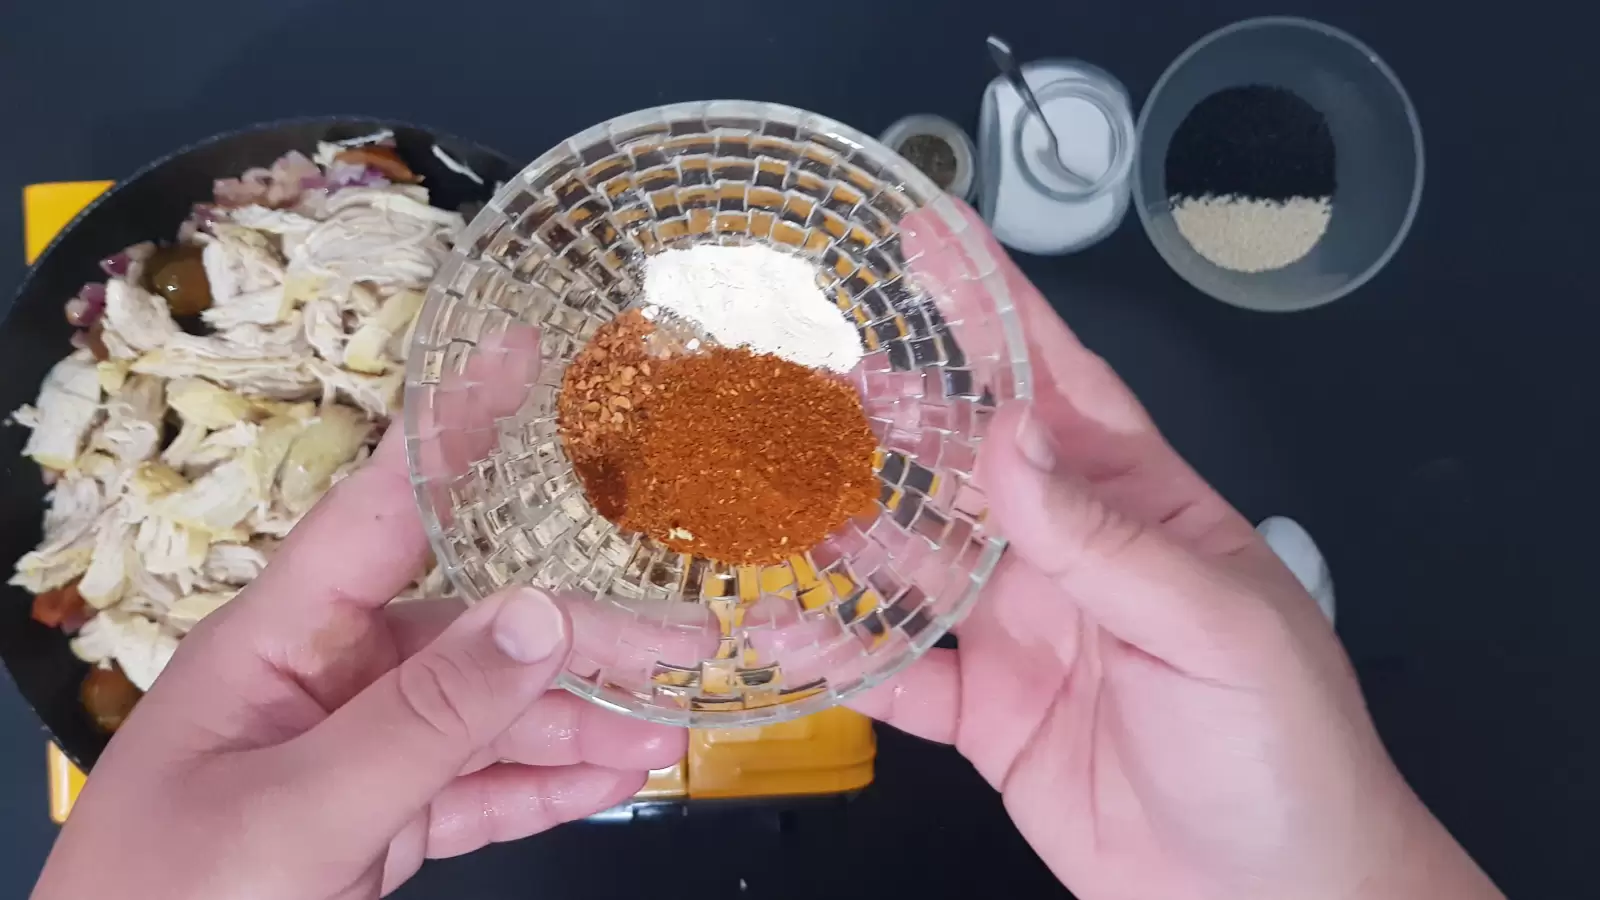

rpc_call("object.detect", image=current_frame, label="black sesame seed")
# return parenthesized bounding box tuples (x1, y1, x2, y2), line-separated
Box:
(1165, 85, 1336, 202)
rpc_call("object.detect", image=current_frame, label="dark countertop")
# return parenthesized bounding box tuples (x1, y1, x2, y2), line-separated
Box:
(1, 1, 1593, 898)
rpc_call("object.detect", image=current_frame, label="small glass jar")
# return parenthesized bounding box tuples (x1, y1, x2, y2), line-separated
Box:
(880, 114, 978, 201)
(979, 59, 1137, 255)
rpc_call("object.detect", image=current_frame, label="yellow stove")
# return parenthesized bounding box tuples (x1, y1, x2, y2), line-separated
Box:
(27, 181, 876, 824)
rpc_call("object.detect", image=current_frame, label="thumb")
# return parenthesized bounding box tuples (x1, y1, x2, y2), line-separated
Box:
(283, 585, 570, 844)
(986, 405, 1269, 679)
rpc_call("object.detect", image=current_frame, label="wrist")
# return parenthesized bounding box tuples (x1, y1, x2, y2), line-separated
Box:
(1349, 796, 1503, 900)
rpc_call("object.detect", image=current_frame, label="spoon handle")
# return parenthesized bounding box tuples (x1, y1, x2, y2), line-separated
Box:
(986, 34, 1093, 188)
(987, 36, 1048, 122)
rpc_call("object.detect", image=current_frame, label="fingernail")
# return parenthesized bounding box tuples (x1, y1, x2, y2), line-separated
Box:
(1015, 407, 1057, 473)
(491, 587, 565, 664)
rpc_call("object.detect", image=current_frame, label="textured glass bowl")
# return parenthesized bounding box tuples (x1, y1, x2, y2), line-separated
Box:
(404, 100, 1031, 726)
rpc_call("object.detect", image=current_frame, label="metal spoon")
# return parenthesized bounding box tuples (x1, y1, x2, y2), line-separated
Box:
(986, 35, 1092, 188)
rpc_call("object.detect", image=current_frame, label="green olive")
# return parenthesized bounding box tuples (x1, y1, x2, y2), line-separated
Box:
(145, 244, 213, 316)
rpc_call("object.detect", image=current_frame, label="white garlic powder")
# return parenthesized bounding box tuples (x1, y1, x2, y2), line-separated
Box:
(640, 244, 863, 373)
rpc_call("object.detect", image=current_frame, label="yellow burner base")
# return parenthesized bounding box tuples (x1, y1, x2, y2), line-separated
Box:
(50, 706, 874, 823)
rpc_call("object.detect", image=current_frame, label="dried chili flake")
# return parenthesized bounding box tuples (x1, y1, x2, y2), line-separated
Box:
(556, 310, 659, 467)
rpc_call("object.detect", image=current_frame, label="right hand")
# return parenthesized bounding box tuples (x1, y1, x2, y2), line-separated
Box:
(855, 202, 1502, 900)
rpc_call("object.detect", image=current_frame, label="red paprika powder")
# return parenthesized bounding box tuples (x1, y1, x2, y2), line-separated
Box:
(558, 316, 878, 564)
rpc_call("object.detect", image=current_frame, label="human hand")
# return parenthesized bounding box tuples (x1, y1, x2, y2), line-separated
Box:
(855, 202, 1501, 900)
(31, 430, 686, 900)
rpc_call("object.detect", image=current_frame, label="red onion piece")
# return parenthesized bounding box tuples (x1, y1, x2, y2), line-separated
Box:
(214, 151, 320, 208)
(99, 241, 154, 277)
(214, 168, 271, 207)
(65, 282, 107, 328)
(177, 203, 220, 243)
(100, 252, 130, 277)
(325, 161, 390, 190)
(65, 299, 92, 328)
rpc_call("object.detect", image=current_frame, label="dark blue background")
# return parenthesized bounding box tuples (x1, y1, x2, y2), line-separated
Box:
(1, 1, 1593, 898)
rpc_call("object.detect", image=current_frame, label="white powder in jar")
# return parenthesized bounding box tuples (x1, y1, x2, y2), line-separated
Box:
(639, 244, 863, 373)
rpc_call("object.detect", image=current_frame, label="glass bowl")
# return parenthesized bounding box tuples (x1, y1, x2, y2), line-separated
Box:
(404, 101, 1032, 726)
(1133, 17, 1425, 312)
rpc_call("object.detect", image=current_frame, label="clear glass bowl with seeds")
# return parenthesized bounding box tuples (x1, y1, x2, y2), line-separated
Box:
(404, 100, 1032, 726)
(1133, 17, 1424, 312)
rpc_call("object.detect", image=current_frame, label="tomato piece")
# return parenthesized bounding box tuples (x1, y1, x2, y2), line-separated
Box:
(334, 145, 420, 183)
(32, 582, 86, 629)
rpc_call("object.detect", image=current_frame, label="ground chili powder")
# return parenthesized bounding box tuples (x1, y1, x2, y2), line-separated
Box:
(557, 316, 878, 565)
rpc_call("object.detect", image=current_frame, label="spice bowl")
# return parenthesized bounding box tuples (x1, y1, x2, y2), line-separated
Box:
(404, 100, 1032, 727)
(1133, 17, 1425, 311)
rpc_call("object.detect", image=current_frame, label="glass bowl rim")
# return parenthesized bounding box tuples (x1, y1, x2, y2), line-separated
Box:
(404, 100, 1028, 725)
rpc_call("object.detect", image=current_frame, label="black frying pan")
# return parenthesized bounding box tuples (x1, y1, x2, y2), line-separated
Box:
(0, 118, 518, 770)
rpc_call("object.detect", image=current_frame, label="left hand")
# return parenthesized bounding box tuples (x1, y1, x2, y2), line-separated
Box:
(31, 432, 687, 900)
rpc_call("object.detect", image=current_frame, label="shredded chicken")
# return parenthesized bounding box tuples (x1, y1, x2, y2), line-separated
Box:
(307, 358, 405, 419)
(202, 284, 287, 330)
(70, 610, 179, 692)
(21, 354, 102, 471)
(175, 421, 260, 473)
(200, 225, 286, 306)
(344, 289, 423, 374)
(90, 374, 165, 465)
(14, 138, 459, 698)
(135, 514, 211, 579)
(302, 297, 348, 365)
(279, 406, 371, 514)
(101, 281, 182, 360)
(78, 511, 135, 609)
(201, 541, 273, 585)
(9, 474, 103, 593)
(166, 377, 253, 429)
(133, 331, 320, 399)
(166, 590, 238, 632)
